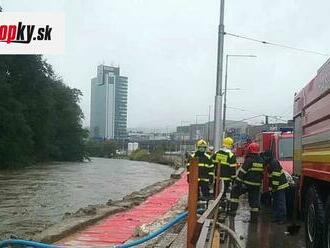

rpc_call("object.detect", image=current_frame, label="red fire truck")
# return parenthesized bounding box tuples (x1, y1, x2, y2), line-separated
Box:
(256, 131, 293, 173)
(235, 131, 294, 210)
(235, 131, 293, 174)
(293, 59, 330, 247)
(255, 131, 294, 212)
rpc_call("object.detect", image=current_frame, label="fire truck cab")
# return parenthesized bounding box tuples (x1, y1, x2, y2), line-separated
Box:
(234, 130, 294, 211)
(253, 131, 294, 212)
(256, 130, 294, 174)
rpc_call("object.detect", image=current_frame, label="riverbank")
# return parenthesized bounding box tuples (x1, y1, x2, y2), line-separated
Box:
(129, 149, 182, 169)
(57, 170, 187, 247)
(0, 158, 174, 240)
(33, 168, 184, 244)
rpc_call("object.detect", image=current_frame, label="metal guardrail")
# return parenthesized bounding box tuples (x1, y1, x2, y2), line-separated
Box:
(217, 223, 245, 248)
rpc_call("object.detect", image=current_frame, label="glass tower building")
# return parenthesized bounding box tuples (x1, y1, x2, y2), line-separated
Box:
(90, 65, 128, 140)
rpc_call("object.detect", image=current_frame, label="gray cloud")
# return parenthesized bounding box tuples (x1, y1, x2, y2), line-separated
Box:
(2, 0, 329, 128)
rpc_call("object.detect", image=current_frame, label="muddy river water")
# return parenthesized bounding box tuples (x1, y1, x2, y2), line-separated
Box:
(0, 158, 174, 239)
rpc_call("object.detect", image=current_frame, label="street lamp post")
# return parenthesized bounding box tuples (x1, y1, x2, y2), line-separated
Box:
(223, 54, 257, 134)
(195, 114, 208, 140)
(180, 120, 190, 153)
(180, 120, 191, 166)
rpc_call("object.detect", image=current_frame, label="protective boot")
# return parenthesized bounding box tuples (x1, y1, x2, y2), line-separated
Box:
(227, 210, 237, 217)
(250, 211, 258, 223)
(227, 205, 237, 217)
(227, 200, 238, 216)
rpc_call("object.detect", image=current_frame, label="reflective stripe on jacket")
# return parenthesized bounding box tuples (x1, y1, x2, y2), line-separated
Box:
(186, 151, 214, 184)
(212, 148, 237, 180)
(268, 159, 289, 192)
(237, 153, 264, 187)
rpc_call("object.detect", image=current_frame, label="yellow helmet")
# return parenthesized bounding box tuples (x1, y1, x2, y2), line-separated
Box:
(196, 139, 208, 148)
(223, 137, 234, 148)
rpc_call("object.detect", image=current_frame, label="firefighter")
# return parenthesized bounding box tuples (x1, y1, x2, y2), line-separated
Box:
(187, 139, 214, 199)
(262, 150, 289, 224)
(212, 137, 237, 199)
(229, 142, 264, 223)
(184, 151, 192, 183)
(184, 151, 192, 167)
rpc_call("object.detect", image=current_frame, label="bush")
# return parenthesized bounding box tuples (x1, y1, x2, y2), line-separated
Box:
(129, 148, 176, 167)
(85, 140, 119, 158)
(129, 149, 150, 161)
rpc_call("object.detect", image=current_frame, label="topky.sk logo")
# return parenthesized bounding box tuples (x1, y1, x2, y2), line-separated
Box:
(0, 22, 52, 44)
(0, 12, 64, 54)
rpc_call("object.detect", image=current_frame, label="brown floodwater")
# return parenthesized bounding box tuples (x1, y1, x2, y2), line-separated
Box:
(0, 158, 174, 239)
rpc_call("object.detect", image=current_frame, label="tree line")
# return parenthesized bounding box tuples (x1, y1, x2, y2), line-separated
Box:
(0, 55, 88, 168)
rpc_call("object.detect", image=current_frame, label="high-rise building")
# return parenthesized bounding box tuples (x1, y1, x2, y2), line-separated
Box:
(90, 65, 128, 140)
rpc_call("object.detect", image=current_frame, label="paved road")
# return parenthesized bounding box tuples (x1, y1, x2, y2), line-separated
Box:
(230, 197, 305, 248)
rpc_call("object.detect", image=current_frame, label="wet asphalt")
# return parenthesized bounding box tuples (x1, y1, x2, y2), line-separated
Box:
(228, 197, 306, 248)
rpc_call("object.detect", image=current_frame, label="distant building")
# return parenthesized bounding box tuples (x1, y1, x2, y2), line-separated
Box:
(127, 142, 139, 155)
(173, 120, 248, 144)
(90, 65, 128, 140)
(128, 130, 170, 142)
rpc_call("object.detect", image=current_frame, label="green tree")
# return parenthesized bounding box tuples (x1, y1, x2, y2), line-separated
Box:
(0, 73, 33, 167)
(0, 55, 88, 168)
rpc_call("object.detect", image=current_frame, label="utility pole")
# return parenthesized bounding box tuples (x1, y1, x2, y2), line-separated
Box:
(208, 105, 212, 142)
(195, 116, 198, 141)
(213, 0, 225, 150)
(180, 120, 190, 155)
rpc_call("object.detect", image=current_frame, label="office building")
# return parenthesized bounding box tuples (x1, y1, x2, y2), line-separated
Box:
(90, 65, 128, 140)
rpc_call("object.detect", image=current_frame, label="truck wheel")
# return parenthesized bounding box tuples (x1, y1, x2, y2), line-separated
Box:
(323, 196, 330, 248)
(305, 186, 325, 248)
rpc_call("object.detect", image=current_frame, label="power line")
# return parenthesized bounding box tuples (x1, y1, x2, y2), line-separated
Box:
(224, 32, 330, 57)
(226, 106, 249, 112)
(238, 115, 265, 122)
(227, 106, 289, 121)
(224, 107, 291, 129)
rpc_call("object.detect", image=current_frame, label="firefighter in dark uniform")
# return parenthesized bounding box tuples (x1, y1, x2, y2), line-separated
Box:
(229, 142, 264, 222)
(212, 137, 237, 199)
(187, 139, 214, 199)
(184, 151, 192, 167)
(262, 150, 289, 224)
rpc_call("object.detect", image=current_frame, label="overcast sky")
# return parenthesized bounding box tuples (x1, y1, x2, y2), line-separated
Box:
(2, 0, 329, 130)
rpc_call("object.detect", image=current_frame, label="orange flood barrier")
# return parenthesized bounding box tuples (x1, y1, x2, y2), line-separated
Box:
(60, 173, 188, 247)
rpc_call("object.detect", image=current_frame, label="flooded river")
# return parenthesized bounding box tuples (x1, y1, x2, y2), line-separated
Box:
(0, 158, 174, 239)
